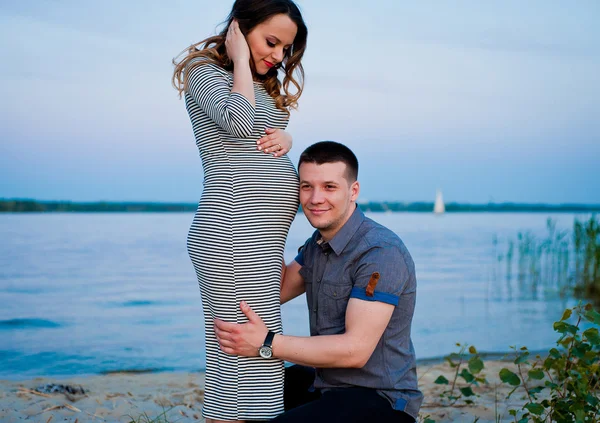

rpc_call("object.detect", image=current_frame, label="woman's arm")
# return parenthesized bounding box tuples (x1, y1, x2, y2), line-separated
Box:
(186, 63, 256, 138)
(185, 20, 256, 138)
(227, 19, 255, 108)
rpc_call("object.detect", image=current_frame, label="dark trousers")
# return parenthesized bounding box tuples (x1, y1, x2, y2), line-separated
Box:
(268, 365, 415, 423)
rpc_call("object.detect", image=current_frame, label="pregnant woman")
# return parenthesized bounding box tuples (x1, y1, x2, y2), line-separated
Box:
(171, 1, 307, 421)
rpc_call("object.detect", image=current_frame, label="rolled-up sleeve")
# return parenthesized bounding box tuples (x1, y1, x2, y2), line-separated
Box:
(350, 245, 412, 306)
(186, 62, 255, 138)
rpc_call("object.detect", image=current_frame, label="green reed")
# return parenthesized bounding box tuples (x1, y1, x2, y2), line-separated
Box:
(493, 215, 599, 303)
(573, 215, 600, 299)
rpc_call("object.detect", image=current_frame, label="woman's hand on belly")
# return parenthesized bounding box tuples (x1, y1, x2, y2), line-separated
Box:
(257, 128, 292, 157)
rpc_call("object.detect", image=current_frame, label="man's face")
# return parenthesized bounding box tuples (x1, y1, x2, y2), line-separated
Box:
(298, 161, 359, 240)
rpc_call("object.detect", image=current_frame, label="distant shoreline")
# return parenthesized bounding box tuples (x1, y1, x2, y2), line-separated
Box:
(2, 198, 600, 214)
(1, 199, 599, 213)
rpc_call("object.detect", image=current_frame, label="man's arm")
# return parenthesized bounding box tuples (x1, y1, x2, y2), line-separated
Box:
(214, 298, 394, 368)
(273, 298, 394, 368)
(280, 260, 305, 304)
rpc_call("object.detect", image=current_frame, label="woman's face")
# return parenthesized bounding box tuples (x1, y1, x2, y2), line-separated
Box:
(245, 13, 298, 75)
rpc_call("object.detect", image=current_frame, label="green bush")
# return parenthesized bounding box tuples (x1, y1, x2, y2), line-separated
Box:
(429, 303, 600, 422)
(433, 343, 486, 405)
(499, 303, 600, 422)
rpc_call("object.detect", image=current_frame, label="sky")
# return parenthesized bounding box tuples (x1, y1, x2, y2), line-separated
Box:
(1, 0, 599, 204)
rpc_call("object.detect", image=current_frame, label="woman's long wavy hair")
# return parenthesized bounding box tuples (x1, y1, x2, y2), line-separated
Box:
(172, 0, 307, 114)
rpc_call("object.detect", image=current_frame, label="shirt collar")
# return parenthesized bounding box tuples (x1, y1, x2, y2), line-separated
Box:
(318, 205, 365, 255)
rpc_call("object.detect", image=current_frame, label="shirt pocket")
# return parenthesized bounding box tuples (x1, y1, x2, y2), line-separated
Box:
(318, 282, 353, 332)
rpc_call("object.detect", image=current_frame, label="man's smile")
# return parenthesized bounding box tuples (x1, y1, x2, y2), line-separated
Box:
(308, 208, 330, 216)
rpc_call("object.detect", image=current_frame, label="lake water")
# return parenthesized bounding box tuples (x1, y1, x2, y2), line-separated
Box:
(0, 212, 590, 380)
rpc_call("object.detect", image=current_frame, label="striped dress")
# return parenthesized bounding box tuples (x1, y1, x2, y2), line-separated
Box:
(184, 59, 299, 421)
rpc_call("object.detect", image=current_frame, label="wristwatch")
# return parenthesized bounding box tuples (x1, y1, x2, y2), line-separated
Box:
(258, 331, 275, 359)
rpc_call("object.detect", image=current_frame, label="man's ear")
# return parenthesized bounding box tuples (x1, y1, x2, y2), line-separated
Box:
(350, 180, 360, 202)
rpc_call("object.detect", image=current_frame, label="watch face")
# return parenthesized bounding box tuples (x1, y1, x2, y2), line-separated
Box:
(259, 346, 272, 359)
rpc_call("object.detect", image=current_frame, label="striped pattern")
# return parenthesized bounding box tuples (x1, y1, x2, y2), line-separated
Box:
(184, 60, 299, 420)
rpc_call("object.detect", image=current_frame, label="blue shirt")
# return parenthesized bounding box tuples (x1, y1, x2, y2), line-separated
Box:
(295, 206, 423, 420)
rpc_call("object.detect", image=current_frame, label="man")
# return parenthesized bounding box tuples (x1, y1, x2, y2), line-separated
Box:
(214, 141, 423, 422)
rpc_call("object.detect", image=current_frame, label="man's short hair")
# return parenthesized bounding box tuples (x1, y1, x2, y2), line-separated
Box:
(298, 141, 359, 182)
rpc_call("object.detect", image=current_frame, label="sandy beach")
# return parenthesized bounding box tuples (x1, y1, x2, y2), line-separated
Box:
(0, 359, 538, 423)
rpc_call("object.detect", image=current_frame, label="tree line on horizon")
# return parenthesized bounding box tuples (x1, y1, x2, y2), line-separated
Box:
(1, 199, 599, 213)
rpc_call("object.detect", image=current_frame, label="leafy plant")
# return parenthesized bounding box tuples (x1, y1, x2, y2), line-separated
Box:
(499, 303, 600, 422)
(433, 343, 486, 405)
(427, 303, 600, 422)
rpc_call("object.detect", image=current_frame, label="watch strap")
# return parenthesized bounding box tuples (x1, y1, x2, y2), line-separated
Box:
(263, 330, 275, 348)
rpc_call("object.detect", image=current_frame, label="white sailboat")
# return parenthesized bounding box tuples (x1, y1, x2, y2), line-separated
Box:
(434, 190, 445, 214)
